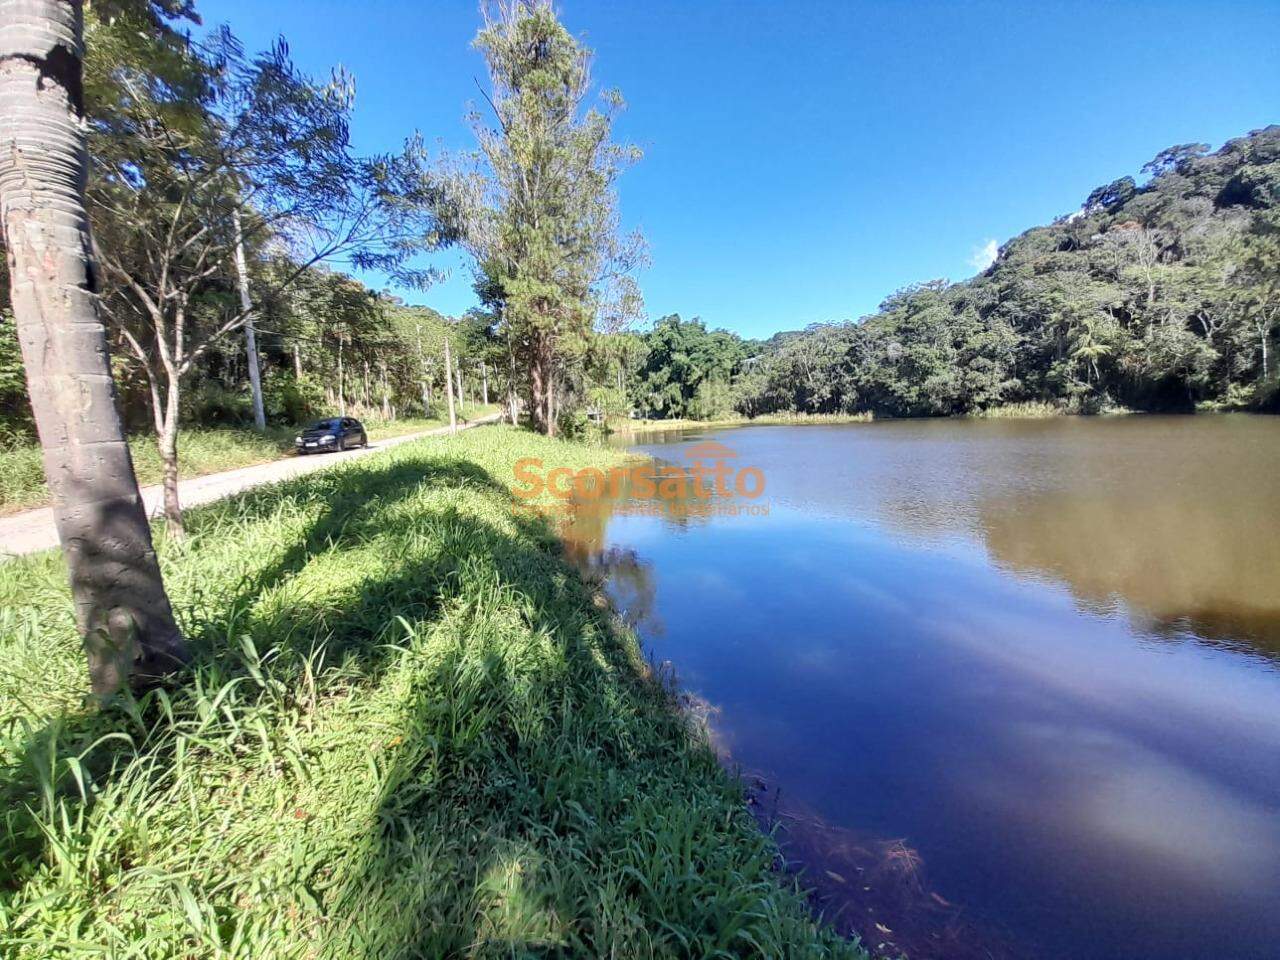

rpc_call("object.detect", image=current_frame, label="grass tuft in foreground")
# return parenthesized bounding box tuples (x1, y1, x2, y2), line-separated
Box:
(0, 425, 863, 959)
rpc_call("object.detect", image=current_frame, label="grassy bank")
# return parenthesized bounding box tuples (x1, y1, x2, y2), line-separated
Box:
(968, 400, 1135, 419)
(0, 425, 863, 958)
(0, 405, 500, 515)
(613, 411, 874, 435)
(613, 401, 1144, 435)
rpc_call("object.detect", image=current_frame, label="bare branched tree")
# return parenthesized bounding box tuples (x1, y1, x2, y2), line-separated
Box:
(87, 31, 444, 533)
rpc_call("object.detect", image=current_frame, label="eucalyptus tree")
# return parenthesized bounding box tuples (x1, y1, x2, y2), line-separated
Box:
(445, 0, 644, 435)
(86, 23, 442, 534)
(1231, 212, 1280, 386)
(0, 0, 187, 694)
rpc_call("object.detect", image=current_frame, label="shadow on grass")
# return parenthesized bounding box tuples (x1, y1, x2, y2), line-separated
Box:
(2, 443, 839, 957)
(1, 454, 512, 870)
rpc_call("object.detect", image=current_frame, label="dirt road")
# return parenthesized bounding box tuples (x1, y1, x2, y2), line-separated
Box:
(0, 413, 503, 559)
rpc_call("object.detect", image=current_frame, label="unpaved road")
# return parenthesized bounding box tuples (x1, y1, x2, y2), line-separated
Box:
(0, 413, 503, 560)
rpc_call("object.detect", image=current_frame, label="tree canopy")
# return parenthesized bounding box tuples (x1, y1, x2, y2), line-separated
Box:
(622, 126, 1280, 420)
(2, 2, 1276, 463)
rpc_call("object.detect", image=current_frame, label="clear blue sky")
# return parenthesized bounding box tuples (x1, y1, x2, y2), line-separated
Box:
(198, 0, 1279, 340)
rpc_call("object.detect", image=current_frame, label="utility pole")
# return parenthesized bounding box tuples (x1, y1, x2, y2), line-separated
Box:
(415, 324, 429, 414)
(443, 336, 457, 434)
(337, 331, 346, 415)
(233, 208, 266, 430)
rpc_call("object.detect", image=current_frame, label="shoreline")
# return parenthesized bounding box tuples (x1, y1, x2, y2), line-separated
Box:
(0, 425, 867, 958)
(605, 402, 1278, 437)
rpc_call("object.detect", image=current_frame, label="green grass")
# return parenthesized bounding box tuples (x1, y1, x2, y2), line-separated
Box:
(967, 400, 1067, 419)
(612, 401, 1152, 434)
(0, 425, 863, 959)
(612, 411, 874, 435)
(0, 406, 500, 515)
(968, 399, 1136, 419)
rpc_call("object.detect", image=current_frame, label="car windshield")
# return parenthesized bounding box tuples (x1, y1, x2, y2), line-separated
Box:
(309, 419, 341, 431)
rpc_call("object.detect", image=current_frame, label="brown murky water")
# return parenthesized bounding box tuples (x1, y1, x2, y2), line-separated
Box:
(567, 415, 1280, 960)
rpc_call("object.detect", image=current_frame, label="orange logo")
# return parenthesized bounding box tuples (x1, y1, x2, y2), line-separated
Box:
(510, 440, 768, 518)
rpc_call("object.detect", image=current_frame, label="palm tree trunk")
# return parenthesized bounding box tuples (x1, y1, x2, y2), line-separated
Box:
(0, 0, 186, 695)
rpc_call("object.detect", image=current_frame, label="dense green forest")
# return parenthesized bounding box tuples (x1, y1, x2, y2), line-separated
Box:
(611, 127, 1280, 420)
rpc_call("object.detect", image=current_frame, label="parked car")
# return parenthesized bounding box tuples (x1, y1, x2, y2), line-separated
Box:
(295, 417, 368, 454)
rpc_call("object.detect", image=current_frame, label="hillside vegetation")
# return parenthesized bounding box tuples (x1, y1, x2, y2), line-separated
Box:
(611, 127, 1280, 421)
(0, 427, 861, 959)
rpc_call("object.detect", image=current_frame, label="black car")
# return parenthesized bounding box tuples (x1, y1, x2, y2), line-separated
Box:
(295, 417, 368, 454)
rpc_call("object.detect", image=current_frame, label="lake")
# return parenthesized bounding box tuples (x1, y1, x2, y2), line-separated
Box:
(562, 415, 1280, 960)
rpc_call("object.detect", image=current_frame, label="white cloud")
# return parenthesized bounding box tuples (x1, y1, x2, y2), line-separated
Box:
(969, 238, 999, 273)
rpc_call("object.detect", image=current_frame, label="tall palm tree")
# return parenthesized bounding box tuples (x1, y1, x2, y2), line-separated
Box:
(0, 0, 187, 695)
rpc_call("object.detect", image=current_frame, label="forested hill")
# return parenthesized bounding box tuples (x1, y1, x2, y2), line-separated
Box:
(638, 126, 1278, 420)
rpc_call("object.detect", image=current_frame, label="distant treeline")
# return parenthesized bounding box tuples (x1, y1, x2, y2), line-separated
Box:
(612, 126, 1280, 420)
(3, 87, 1274, 446)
